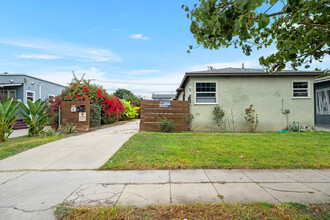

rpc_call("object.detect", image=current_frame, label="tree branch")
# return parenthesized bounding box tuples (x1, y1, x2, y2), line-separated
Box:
(297, 22, 328, 29)
(267, 11, 286, 17)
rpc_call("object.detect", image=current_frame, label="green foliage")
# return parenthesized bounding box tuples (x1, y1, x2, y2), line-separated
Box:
(65, 123, 77, 134)
(184, 0, 329, 72)
(158, 118, 177, 133)
(19, 99, 49, 137)
(122, 100, 140, 119)
(0, 98, 20, 142)
(42, 129, 60, 137)
(244, 104, 259, 132)
(123, 93, 141, 107)
(213, 106, 226, 131)
(113, 88, 134, 99)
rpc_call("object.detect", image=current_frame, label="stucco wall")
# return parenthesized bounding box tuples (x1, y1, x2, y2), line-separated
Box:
(186, 76, 315, 132)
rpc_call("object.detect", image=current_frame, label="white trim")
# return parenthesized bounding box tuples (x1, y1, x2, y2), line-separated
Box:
(292, 80, 311, 99)
(26, 90, 35, 102)
(39, 83, 42, 99)
(194, 81, 218, 104)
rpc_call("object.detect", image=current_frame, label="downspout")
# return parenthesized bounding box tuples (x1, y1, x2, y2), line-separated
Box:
(39, 83, 42, 99)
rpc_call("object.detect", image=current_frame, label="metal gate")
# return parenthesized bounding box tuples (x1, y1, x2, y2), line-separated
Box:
(90, 104, 101, 129)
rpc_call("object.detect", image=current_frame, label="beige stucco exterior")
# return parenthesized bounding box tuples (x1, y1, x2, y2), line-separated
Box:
(178, 76, 315, 132)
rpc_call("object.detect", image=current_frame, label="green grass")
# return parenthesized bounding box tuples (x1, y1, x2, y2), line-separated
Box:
(101, 131, 330, 170)
(0, 135, 70, 160)
(55, 202, 330, 220)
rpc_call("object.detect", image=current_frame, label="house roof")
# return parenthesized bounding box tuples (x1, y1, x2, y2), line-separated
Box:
(314, 76, 330, 84)
(152, 93, 176, 100)
(176, 67, 322, 98)
(0, 73, 66, 87)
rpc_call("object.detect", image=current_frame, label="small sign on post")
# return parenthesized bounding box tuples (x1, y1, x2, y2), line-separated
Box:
(79, 112, 86, 122)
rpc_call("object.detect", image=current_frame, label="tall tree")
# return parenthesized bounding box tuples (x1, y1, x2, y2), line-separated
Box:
(183, 0, 329, 72)
(113, 88, 134, 99)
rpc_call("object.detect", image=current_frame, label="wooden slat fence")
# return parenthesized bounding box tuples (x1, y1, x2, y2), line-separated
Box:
(140, 100, 190, 131)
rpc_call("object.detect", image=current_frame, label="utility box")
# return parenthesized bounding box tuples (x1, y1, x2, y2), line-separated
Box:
(61, 101, 91, 132)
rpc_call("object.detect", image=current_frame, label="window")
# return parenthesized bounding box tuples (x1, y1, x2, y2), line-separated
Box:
(316, 88, 330, 115)
(48, 94, 55, 101)
(26, 91, 35, 102)
(195, 82, 217, 103)
(0, 90, 16, 102)
(292, 81, 309, 98)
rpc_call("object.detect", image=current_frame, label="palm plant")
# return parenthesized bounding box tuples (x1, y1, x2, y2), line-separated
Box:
(19, 99, 49, 137)
(0, 98, 20, 142)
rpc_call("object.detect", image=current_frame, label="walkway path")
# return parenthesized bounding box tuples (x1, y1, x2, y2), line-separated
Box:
(0, 120, 139, 171)
(0, 169, 329, 219)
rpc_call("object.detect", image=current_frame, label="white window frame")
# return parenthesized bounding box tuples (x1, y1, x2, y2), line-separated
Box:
(0, 90, 16, 101)
(194, 81, 218, 104)
(292, 80, 310, 99)
(26, 90, 35, 102)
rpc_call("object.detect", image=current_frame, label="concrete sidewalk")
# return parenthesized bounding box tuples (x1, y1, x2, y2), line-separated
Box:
(0, 169, 329, 220)
(0, 120, 139, 171)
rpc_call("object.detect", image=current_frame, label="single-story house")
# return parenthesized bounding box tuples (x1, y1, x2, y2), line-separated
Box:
(176, 67, 321, 132)
(0, 73, 65, 103)
(314, 76, 330, 127)
(0, 73, 65, 129)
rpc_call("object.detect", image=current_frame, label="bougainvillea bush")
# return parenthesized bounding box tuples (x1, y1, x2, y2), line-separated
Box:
(52, 74, 125, 124)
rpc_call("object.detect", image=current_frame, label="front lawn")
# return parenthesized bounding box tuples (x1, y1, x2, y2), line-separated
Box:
(0, 135, 69, 160)
(101, 131, 330, 170)
(55, 203, 330, 220)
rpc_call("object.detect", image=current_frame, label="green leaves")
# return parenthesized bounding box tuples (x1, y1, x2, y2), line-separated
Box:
(0, 98, 20, 142)
(185, 0, 329, 72)
(258, 13, 270, 29)
(20, 99, 49, 137)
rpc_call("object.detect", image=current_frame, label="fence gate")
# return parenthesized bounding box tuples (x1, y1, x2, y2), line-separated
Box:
(140, 100, 190, 132)
(90, 104, 101, 129)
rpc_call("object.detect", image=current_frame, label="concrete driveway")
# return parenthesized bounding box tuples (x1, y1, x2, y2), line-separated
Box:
(0, 120, 139, 171)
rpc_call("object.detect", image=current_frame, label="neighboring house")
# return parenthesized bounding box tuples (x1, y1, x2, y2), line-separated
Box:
(0, 73, 65, 103)
(176, 68, 321, 132)
(314, 76, 330, 127)
(0, 73, 65, 129)
(152, 93, 176, 101)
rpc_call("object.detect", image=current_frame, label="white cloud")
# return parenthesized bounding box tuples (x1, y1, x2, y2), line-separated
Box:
(14, 53, 62, 60)
(34, 67, 182, 99)
(189, 61, 259, 72)
(129, 33, 150, 40)
(121, 69, 160, 76)
(0, 38, 122, 62)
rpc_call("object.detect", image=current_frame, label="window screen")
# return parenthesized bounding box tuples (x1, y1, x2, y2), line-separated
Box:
(316, 89, 330, 115)
(196, 82, 216, 103)
(293, 82, 309, 97)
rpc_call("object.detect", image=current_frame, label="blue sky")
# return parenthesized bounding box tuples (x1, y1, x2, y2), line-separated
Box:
(0, 0, 328, 98)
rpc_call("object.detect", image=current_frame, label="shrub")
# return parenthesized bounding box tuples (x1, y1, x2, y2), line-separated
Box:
(245, 104, 259, 132)
(158, 117, 176, 133)
(213, 106, 225, 131)
(19, 99, 49, 137)
(0, 98, 20, 142)
(52, 73, 125, 124)
(42, 129, 60, 137)
(65, 123, 77, 134)
(122, 100, 140, 119)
